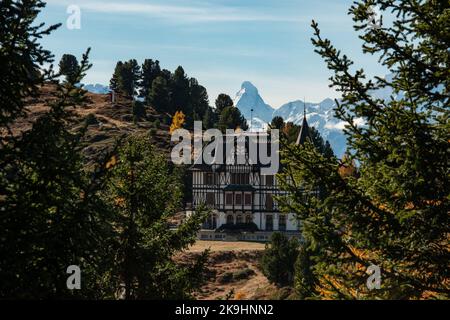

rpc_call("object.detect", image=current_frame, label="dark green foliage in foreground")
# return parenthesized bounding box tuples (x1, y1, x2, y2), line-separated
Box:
(0, 0, 60, 127)
(0, 47, 115, 298)
(260, 233, 299, 287)
(104, 135, 209, 299)
(278, 0, 450, 299)
(0, 0, 208, 300)
(0, 1, 112, 299)
(294, 241, 317, 299)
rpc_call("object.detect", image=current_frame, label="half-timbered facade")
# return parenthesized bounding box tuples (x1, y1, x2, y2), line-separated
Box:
(187, 115, 312, 241)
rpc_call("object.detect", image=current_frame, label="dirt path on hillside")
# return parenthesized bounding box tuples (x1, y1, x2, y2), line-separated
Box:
(178, 241, 278, 300)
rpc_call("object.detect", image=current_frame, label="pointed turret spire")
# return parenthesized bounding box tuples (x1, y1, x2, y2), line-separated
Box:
(296, 99, 311, 145)
(303, 97, 306, 117)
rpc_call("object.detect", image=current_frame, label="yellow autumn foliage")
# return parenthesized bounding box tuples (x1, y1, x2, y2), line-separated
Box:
(235, 292, 246, 300)
(106, 155, 117, 169)
(114, 197, 126, 207)
(170, 111, 186, 134)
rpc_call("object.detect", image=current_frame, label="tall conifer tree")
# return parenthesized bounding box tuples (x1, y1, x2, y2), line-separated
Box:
(279, 0, 449, 299)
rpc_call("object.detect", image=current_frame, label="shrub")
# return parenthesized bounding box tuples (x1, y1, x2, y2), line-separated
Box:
(218, 272, 233, 284)
(85, 113, 98, 125)
(269, 287, 295, 300)
(149, 128, 157, 136)
(260, 232, 299, 286)
(233, 268, 255, 281)
(132, 100, 146, 119)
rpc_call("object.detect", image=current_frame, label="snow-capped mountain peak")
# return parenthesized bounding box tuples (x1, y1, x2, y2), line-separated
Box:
(83, 83, 110, 94)
(234, 81, 274, 131)
(232, 81, 349, 157)
(239, 81, 259, 95)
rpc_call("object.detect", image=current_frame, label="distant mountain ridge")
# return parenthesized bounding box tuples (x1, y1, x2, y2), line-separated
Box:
(83, 83, 110, 94)
(233, 81, 349, 157)
(273, 98, 348, 157)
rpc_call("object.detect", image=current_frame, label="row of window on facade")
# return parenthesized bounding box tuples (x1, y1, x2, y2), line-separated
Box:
(204, 173, 275, 186)
(205, 192, 276, 210)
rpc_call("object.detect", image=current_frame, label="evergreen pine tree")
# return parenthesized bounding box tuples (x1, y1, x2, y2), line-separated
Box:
(189, 78, 210, 127)
(309, 127, 335, 158)
(140, 59, 161, 102)
(1, 1, 115, 298)
(171, 66, 191, 118)
(260, 232, 299, 287)
(294, 241, 317, 299)
(109, 59, 140, 99)
(278, 0, 449, 299)
(121, 59, 141, 98)
(270, 116, 285, 130)
(202, 106, 216, 129)
(0, 0, 60, 127)
(215, 94, 234, 116)
(217, 106, 248, 132)
(0, 48, 116, 298)
(104, 135, 208, 299)
(149, 76, 171, 114)
(59, 54, 79, 83)
(110, 61, 124, 95)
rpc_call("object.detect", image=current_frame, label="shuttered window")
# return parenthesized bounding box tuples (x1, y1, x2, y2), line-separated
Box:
(206, 193, 215, 205)
(244, 193, 252, 205)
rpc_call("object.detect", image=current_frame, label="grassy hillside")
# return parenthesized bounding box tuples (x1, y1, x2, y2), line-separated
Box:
(175, 241, 297, 300)
(6, 84, 173, 168)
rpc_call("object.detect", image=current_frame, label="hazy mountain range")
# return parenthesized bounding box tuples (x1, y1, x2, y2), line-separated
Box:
(83, 83, 111, 94)
(234, 81, 351, 157)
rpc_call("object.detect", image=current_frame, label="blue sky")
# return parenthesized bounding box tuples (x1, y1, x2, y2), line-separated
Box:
(39, 0, 387, 108)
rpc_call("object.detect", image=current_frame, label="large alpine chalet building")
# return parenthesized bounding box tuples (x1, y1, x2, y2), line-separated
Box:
(187, 115, 312, 242)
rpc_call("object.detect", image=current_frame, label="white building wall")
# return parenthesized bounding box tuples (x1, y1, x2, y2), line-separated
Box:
(273, 213, 279, 231)
(217, 211, 226, 226)
(191, 167, 302, 235)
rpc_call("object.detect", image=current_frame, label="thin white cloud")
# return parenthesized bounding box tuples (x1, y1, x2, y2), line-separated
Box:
(46, 0, 304, 23)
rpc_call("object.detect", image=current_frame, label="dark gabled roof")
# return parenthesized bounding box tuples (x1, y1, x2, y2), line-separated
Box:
(296, 114, 312, 146)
